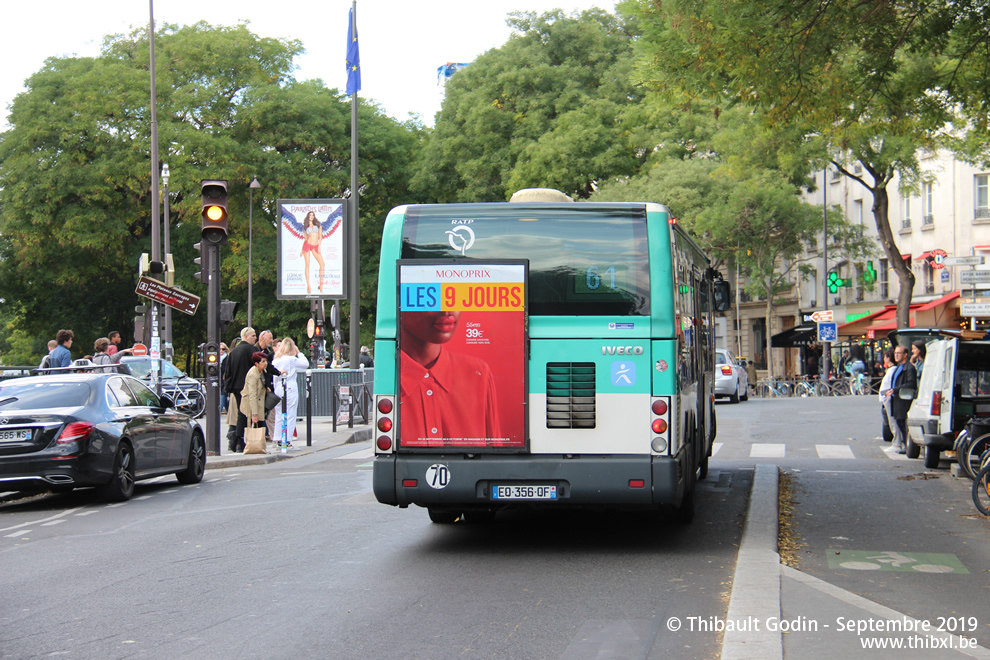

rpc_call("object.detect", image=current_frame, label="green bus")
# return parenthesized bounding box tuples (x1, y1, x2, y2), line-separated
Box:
(371, 190, 729, 523)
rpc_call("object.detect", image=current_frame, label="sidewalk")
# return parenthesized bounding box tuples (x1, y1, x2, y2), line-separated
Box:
(206, 417, 372, 469)
(722, 465, 990, 659)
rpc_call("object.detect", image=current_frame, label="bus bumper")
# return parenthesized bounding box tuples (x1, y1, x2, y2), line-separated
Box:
(373, 453, 687, 508)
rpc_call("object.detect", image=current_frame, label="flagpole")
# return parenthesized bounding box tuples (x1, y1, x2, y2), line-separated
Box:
(348, 1, 361, 365)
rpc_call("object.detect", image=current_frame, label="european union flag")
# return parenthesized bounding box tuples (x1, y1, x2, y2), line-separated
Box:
(346, 7, 361, 95)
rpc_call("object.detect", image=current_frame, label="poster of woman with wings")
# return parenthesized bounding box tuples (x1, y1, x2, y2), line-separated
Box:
(276, 199, 347, 299)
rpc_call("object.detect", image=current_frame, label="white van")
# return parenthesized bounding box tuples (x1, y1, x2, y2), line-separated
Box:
(906, 338, 990, 468)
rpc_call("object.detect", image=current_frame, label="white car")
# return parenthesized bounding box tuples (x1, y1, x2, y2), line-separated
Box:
(715, 348, 749, 403)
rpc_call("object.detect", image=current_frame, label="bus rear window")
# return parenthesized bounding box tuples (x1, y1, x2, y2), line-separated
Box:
(401, 204, 650, 316)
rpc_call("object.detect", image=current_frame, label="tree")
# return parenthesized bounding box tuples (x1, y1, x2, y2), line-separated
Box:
(0, 22, 420, 363)
(412, 9, 644, 202)
(621, 0, 990, 328)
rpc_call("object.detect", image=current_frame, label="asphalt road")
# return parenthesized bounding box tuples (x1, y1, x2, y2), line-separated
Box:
(0, 440, 748, 659)
(4, 394, 986, 658)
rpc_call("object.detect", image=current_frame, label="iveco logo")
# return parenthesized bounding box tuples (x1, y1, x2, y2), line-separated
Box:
(601, 346, 644, 355)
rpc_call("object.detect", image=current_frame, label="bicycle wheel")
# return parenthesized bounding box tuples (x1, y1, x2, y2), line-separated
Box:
(972, 461, 990, 516)
(961, 433, 990, 481)
(183, 388, 207, 419)
(830, 380, 851, 396)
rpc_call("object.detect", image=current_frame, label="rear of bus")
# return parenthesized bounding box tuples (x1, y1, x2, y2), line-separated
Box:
(372, 200, 710, 521)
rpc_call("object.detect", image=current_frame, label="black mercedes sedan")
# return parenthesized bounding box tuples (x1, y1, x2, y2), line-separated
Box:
(0, 373, 205, 501)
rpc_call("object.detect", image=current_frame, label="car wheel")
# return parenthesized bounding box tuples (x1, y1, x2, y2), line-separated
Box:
(741, 382, 749, 401)
(100, 442, 135, 502)
(729, 382, 740, 404)
(923, 446, 940, 469)
(428, 508, 459, 524)
(906, 436, 921, 459)
(176, 432, 206, 485)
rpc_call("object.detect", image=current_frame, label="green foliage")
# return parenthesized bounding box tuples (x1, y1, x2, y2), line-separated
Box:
(0, 23, 419, 362)
(412, 9, 644, 202)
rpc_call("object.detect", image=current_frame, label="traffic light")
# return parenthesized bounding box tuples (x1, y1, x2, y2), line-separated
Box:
(134, 304, 148, 343)
(201, 179, 229, 245)
(193, 242, 207, 284)
(204, 341, 220, 378)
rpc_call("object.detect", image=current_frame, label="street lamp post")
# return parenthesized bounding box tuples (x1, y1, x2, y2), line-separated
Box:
(162, 163, 172, 361)
(248, 176, 261, 327)
(822, 167, 831, 379)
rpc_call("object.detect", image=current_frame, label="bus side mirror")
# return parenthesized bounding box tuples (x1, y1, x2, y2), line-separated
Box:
(713, 281, 732, 312)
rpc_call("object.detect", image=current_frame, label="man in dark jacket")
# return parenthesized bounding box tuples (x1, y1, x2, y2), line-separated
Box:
(223, 327, 258, 452)
(888, 344, 918, 454)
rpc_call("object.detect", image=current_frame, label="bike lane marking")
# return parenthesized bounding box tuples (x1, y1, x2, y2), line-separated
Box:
(0, 506, 86, 533)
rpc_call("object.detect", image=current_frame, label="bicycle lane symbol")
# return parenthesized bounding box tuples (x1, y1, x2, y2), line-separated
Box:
(828, 549, 968, 574)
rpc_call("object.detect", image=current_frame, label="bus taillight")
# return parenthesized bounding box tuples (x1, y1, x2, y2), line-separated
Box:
(650, 396, 671, 454)
(931, 391, 941, 416)
(375, 395, 395, 454)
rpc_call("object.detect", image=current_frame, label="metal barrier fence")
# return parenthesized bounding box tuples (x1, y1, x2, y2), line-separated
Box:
(296, 367, 374, 418)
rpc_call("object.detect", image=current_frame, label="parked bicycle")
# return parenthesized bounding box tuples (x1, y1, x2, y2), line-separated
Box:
(161, 380, 207, 419)
(756, 378, 792, 398)
(972, 448, 990, 516)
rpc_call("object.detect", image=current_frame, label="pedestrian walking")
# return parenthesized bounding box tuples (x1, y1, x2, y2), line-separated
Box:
(887, 344, 918, 454)
(92, 338, 115, 373)
(272, 338, 309, 447)
(223, 327, 258, 452)
(911, 339, 927, 381)
(38, 339, 57, 371)
(49, 330, 74, 370)
(877, 349, 896, 443)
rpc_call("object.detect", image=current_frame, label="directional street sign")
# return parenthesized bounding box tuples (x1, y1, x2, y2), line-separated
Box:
(817, 322, 838, 342)
(961, 303, 990, 317)
(135, 276, 201, 316)
(944, 256, 985, 267)
(810, 310, 834, 323)
(960, 270, 990, 284)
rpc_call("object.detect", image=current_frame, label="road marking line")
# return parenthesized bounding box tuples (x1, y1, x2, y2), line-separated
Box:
(712, 443, 724, 455)
(5, 529, 32, 537)
(750, 443, 785, 458)
(75, 510, 99, 516)
(336, 447, 374, 460)
(134, 495, 152, 501)
(0, 506, 85, 533)
(816, 444, 855, 459)
(41, 520, 66, 526)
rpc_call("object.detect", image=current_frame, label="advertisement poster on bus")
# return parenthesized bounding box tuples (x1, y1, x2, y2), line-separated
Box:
(397, 260, 528, 449)
(276, 199, 347, 299)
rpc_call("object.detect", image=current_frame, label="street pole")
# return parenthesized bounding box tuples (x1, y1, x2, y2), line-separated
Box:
(349, 0, 361, 366)
(205, 242, 222, 455)
(248, 176, 261, 327)
(148, 0, 162, 395)
(822, 167, 831, 379)
(162, 163, 172, 362)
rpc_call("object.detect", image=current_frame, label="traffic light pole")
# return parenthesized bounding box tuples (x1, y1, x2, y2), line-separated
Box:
(204, 242, 222, 455)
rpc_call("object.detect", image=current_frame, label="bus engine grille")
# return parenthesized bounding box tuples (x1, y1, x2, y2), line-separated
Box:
(546, 362, 596, 429)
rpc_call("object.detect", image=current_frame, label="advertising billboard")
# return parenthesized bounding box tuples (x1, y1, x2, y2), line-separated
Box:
(276, 199, 347, 299)
(397, 260, 528, 449)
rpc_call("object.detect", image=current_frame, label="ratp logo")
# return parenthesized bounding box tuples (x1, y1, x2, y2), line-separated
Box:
(445, 226, 475, 255)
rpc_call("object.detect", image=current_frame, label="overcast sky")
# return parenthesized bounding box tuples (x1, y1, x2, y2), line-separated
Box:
(1, 0, 614, 129)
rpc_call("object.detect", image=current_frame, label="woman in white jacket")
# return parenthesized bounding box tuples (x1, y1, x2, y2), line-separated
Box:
(877, 349, 896, 443)
(272, 338, 309, 446)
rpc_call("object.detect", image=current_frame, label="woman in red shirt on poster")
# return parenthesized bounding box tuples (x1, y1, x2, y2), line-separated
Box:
(399, 310, 502, 447)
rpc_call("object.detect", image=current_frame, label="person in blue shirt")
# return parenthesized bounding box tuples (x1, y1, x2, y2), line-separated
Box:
(48, 329, 74, 371)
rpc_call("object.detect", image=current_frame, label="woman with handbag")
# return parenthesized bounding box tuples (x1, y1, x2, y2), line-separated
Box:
(271, 338, 309, 447)
(239, 352, 269, 454)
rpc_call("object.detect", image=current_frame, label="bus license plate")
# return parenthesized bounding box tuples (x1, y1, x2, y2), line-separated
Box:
(492, 485, 557, 500)
(0, 429, 32, 442)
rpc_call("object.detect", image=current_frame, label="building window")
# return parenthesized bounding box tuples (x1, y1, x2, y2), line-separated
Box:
(922, 182, 934, 225)
(977, 174, 989, 219)
(879, 258, 889, 299)
(902, 194, 912, 229)
(923, 262, 935, 294)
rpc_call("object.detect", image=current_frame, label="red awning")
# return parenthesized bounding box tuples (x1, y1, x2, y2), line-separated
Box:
(915, 251, 931, 260)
